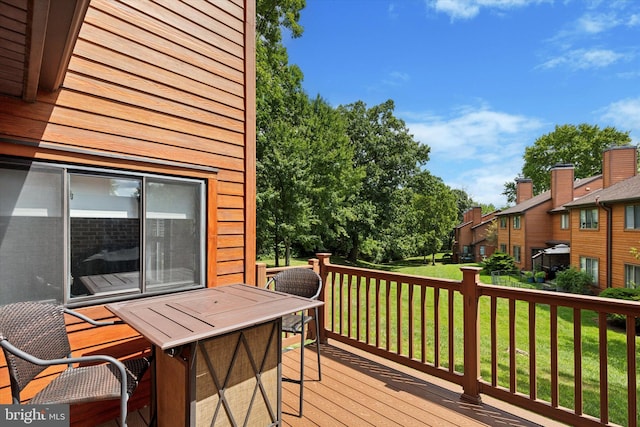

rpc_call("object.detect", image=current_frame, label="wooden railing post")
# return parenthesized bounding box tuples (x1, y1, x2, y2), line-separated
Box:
(460, 266, 482, 403)
(255, 262, 267, 288)
(316, 253, 332, 344)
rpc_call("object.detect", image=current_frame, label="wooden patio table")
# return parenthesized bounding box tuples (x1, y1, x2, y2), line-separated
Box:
(107, 284, 322, 427)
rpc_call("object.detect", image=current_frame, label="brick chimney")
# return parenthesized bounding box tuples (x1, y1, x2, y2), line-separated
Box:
(515, 178, 533, 204)
(471, 206, 482, 225)
(550, 164, 574, 209)
(602, 146, 637, 188)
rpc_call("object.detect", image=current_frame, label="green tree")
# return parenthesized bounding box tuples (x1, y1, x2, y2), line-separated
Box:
(452, 188, 474, 222)
(409, 172, 458, 264)
(338, 100, 431, 261)
(255, 0, 308, 265)
(504, 124, 633, 199)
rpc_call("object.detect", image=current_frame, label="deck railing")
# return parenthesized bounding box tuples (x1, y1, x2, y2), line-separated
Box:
(259, 254, 640, 427)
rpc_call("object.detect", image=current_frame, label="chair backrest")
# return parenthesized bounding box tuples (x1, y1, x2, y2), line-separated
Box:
(0, 302, 71, 393)
(269, 268, 322, 300)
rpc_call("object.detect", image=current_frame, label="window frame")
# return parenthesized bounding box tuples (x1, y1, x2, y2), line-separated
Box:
(579, 256, 598, 285)
(560, 213, 569, 230)
(513, 215, 521, 230)
(579, 208, 599, 230)
(1, 158, 207, 307)
(513, 245, 521, 263)
(499, 217, 507, 229)
(624, 264, 640, 289)
(625, 204, 640, 230)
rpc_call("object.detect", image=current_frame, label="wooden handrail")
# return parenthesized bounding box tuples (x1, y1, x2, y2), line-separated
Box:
(256, 255, 640, 427)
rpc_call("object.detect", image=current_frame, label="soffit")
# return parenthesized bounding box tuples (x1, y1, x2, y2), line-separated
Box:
(0, 0, 89, 102)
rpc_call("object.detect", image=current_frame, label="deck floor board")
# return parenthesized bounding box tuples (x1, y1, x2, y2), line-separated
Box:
(97, 340, 564, 427)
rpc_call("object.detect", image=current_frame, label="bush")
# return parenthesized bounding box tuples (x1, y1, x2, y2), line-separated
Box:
(555, 267, 593, 294)
(599, 287, 640, 331)
(482, 251, 516, 274)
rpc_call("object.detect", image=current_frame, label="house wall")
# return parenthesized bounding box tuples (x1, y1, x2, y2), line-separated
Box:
(522, 201, 554, 270)
(550, 211, 570, 243)
(0, 0, 256, 424)
(610, 204, 640, 289)
(570, 207, 608, 288)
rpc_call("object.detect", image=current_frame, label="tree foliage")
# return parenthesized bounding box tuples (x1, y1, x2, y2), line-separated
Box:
(338, 100, 431, 261)
(503, 124, 632, 200)
(255, 0, 464, 265)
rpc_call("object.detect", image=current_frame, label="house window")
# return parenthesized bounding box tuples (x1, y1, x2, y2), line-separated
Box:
(499, 217, 507, 228)
(500, 244, 507, 253)
(625, 205, 640, 229)
(625, 264, 640, 288)
(1, 159, 206, 306)
(560, 213, 569, 230)
(580, 208, 598, 229)
(479, 245, 486, 256)
(579, 256, 598, 285)
(513, 245, 521, 262)
(513, 216, 521, 229)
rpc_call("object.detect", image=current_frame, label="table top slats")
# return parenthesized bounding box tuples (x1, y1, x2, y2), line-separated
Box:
(106, 284, 322, 350)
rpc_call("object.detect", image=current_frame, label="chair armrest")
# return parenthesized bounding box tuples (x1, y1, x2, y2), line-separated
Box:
(64, 308, 124, 326)
(265, 277, 275, 290)
(0, 337, 128, 398)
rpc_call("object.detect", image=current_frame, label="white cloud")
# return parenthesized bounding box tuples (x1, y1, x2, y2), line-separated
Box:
(600, 97, 640, 142)
(404, 104, 545, 207)
(426, 0, 549, 20)
(538, 48, 629, 70)
(576, 13, 620, 34)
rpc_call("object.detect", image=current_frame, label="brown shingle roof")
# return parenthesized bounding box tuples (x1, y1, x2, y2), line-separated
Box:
(564, 174, 640, 207)
(497, 190, 550, 215)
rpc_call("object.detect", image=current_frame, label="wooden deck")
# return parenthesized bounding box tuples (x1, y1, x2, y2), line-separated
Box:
(98, 340, 564, 427)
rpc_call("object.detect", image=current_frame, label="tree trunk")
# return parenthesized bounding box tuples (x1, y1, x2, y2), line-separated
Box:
(348, 233, 359, 262)
(284, 239, 291, 266)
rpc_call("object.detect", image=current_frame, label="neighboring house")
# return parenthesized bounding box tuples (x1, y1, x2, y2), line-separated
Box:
(495, 167, 602, 272)
(564, 146, 640, 289)
(0, 0, 256, 424)
(453, 206, 499, 263)
(493, 146, 638, 290)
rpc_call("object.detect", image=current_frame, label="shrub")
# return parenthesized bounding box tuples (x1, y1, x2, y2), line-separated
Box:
(482, 251, 516, 274)
(599, 287, 640, 331)
(555, 267, 593, 294)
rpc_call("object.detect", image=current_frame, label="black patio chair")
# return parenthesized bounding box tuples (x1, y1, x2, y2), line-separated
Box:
(0, 301, 150, 427)
(266, 268, 322, 417)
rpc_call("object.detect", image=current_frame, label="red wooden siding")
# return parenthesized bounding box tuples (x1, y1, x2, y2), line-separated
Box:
(0, 0, 256, 424)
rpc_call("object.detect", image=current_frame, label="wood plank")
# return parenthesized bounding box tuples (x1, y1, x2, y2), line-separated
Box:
(67, 56, 243, 121)
(71, 39, 245, 110)
(0, 112, 246, 172)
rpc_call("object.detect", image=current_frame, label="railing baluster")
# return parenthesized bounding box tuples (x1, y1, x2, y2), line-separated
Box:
(434, 288, 440, 367)
(397, 281, 402, 355)
(356, 274, 361, 342)
(599, 311, 608, 424)
(627, 315, 637, 427)
(421, 285, 427, 364)
(366, 276, 371, 345)
(386, 279, 391, 352)
(338, 272, 344, 336)
(509, 299, 516, 393)
(375, 277, 381, 349)
(491, 296, 497, 387)
(551, 305, 559, 408)
(409, 283, 414, 360)
(574, 308, 583, 416)
(529, 301, 537, 400)
(348, 273, 354, 339)
(448, 289, 454, 373)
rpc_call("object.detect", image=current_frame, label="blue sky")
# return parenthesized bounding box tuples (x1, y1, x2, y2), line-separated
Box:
(285, 0, 640, 208)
